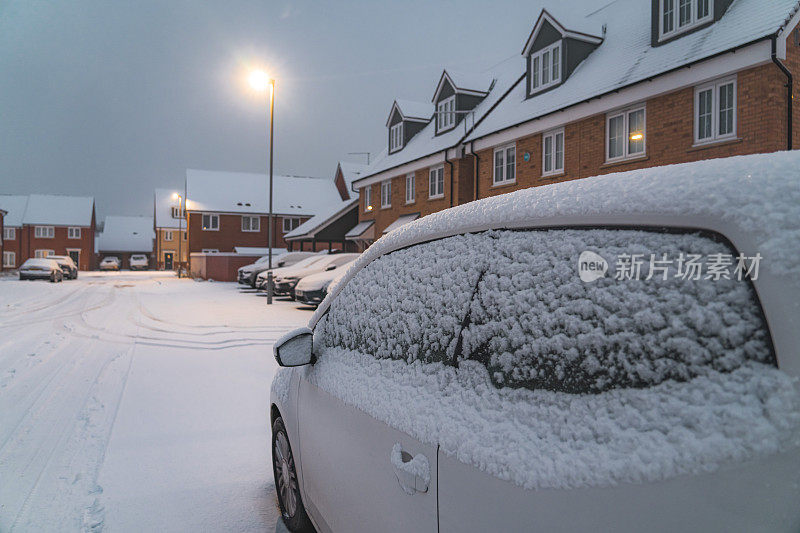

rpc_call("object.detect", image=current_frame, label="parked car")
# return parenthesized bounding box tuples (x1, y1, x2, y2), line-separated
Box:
(129, 254, 149, 270)
(238, 251, 322, 288)
(255, 255, 332, 291)
(50, 255, 79, 279)
(19, 258, 64, 282)
(293, 264, 350, 307)
(269, 153, 800, 533)
(99, 256, 121, 271)
(272, 253, 359, 299)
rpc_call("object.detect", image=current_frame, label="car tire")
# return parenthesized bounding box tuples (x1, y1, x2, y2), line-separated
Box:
(272, 417, 313, 533)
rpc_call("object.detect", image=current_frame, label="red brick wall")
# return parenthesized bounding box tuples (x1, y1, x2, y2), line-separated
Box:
(189, 253, 262, 281)
(334, 167, 350, 200)
(187, 213, 310, 253)
(19, 225, 95, 270)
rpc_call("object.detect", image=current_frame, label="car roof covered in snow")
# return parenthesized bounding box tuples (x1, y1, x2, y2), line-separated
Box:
(97, 216, 155, 252)
(313, 152, 800, 376)
(185, 169, 337, 217)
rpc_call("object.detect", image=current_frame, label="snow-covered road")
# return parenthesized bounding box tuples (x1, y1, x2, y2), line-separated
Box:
(0, 271, 309, 532)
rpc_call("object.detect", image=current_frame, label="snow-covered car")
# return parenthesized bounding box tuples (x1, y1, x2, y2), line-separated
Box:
(129, 254, 149, 270)
(19, 258, 64, 282)
(99, 256, 121, 271)
(293, 264, 350, 307)
(238, 251, 321, 288)
(271, 253, 359, 300)
(50, 255, 78, 279)
(255, 255, 331, 291)
(269, 153, 800, 533)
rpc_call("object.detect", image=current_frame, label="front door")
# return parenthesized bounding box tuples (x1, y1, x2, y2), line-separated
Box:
(67, 250, 80, 269)
(164, 252, 173, 270)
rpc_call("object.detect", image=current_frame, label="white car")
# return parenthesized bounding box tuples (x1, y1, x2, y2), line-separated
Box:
(294, 265, 350, 307)
(239, 252, 322, 288)
(19, 258, 64, 282)
(99, 256, 121, 271)
(269, 153, 800, 533)
(272, 253, 360, 299)
(50, 255, 79, 279)
(129, 254, 149, 270)
(255, 255, 331, 292)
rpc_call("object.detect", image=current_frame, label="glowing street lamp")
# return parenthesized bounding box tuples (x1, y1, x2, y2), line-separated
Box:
(173, 193, 183, 278)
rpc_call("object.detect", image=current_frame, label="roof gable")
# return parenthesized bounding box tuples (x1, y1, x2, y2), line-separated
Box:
(385, 100, 432, 127)
(431, 71, 492, 104)
(522, 8, 603, 57)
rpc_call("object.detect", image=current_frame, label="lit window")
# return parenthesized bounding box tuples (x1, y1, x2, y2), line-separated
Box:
(201, 214, 219, 231)
(405, 173, 415, 204)
(241, 215, 260, 232)
(381, 180, 391, 208)
(35, 249, 54, 258)
(493, 143, 516, 185)
(364, 187, 373, 212)
(606, 105, 646, 161)
(695, 77, 736, 144)
(437, 95, 456, 131)
(542, 129, 565, 176)
(530, 41, 561, 94)
(429, 166, 444, 198)
(660, 0, 713, 39)
(390, 122, 403, 152)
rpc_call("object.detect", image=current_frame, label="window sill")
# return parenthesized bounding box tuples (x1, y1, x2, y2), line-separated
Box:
(688, 137, 741, 152)
(491, 180, 517, 188)
(541, 170, 565, 179)
(428, 194, 445, 200)
(601, 155, 649, 169)
(202, 229, 220, 231)
(405, 200, 416, 205)
(380, 206, 392, 210)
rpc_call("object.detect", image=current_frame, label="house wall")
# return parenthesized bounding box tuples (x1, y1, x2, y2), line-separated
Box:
(19, 224, 96, 270)
(187, 212, 311, 254)
(189, 253, 262, 282)
(154, 228, 188, 269)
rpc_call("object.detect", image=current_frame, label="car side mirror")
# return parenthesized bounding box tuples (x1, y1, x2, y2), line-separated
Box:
(274, 327, 314, 367)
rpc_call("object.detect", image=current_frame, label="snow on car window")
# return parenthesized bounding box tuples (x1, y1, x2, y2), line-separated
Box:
(461, 228, 772, 393)
(316, 232, 489, 364)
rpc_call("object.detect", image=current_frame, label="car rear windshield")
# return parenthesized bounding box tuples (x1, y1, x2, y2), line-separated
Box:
(318, 228, 772, 393)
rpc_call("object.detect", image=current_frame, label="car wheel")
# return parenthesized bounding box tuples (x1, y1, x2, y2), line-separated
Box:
(272, 417, 313, 532)
(50, 273, 56, 283)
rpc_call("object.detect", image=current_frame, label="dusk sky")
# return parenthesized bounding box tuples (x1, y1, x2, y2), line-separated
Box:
(0, 0, 539, 220)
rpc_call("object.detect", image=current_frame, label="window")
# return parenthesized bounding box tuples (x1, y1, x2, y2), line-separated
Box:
(429, 166, 444, 198)
(3, 251, 15, 268)
(542, 129, 565, 176)
(68, 227, 81, 239)
(171, 206, 185, 218)
(241, 215, 260, 232)
(164, 230, 174, 241)
(437, 95, 456, 132)
(201, 249, 219, 254)
(390, 122, 403, 152)
(201, 214, 219, 231)
(364, 186, 373, 212)
(35, 249, 54, 258)
(405, 173, 415, 204)
(695, 78, 736, 144)
(34, 226, 55, 239)
(660, 0, 713, 39)
(380, 180, 391, 208)
(529, 41, 561, 94)
(3, 227, 15, 240)
(282, 217, 301, 233)
(493, 143, 516, 185)
(606, 105, 646, 161)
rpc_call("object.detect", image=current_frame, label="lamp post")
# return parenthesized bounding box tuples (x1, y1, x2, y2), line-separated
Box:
(249, 70, 276, 304)
(173, 193, 183, 278)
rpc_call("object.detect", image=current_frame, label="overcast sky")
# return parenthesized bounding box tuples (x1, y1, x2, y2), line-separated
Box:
(0, 0, 538, 220)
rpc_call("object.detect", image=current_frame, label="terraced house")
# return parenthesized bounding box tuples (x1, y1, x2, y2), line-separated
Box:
(350, 0, 800, 242)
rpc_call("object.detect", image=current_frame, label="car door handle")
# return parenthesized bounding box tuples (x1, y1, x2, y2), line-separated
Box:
(391, 443, 430, 495)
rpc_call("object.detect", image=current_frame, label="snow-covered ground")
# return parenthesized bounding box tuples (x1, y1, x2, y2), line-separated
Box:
(0, 271, 307, 532)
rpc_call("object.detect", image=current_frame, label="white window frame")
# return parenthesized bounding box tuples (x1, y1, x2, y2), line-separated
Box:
(390, 122, 403, 152)
(241, 215, 260, 232)
(380, 180, 391, 208)
(164, 230, 174, 241)
(694, 76, 737, 145)
(437, 95, 456, 132)
(542, 128, 565, 177)
(171, 206, 185, 218)
(659, 0, 713, 40)
(3, 227, 15, 240)
(34, 226, 55, 239)
(282, 217, 301, 233)
(529, 41, 562, 95)
(364, 186, 373, 212)
(67, 227, 81, 239)
(429, 165, 445, 199)
(201, 213, 219, 231)
(405, 173, 415, 204)
(605, 104, 647, 162)
(66, 248, 81, 266)
(3, 251, 15, 268)
(35, 249, 54, 258)
(493, 143, 517, 185)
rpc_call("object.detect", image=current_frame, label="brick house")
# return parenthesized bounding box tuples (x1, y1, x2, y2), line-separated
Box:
(97, 216, 155, 269)
(153, 188, 188, 270)
(351, 0, 800, 238)
(0, 194, 97, 270)
(0, 208, 5, 272)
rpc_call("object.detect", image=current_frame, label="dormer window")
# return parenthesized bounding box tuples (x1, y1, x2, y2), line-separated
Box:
(437, 96, 456, 132)
(660, 0, 712, 39)
(530, 41, 561, 94)
(390, 122, 403, 152)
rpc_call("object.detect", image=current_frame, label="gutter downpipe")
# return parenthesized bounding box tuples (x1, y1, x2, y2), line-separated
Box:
(445, 149, 454, 207)
(471, 142, 480, 201)
(771, 35, 793, 151)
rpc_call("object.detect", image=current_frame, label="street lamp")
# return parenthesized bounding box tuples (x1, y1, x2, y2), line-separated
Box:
(173, 193, 183, 278)
(249, 69, 276, 304)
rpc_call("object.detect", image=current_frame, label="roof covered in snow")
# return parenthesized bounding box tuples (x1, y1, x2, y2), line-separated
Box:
(154, 188, 184, 229)
(185, 169, 337, 217)
(467, 0, 799, 141)
(284, 199, 358, 240)
(0, 194, 94, 227)
(97, 216, 155, 252)
(338, 161, 369, 192)
(0, 195, 29, 227)
(391, 99, 433, 123)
